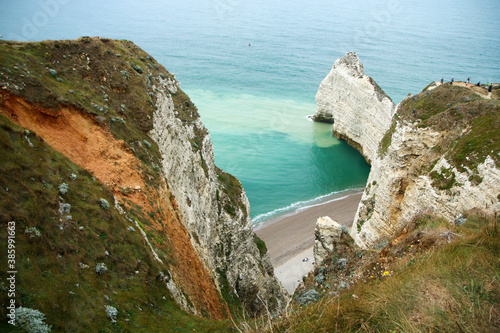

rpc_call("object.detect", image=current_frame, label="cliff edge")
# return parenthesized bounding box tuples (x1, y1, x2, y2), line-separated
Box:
(0, 38, 286, 331)
(352, 82, 500, 248)
(314, 53, 499, 249)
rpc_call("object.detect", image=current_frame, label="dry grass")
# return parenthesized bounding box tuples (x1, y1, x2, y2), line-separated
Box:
(247, 212, 500, 332)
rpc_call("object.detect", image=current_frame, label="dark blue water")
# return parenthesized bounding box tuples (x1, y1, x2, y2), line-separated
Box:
(1, 0, 499, 222)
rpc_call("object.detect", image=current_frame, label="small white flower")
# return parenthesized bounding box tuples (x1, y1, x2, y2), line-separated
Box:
(95, 263, 108, 274)
(105, 305, 118, 323)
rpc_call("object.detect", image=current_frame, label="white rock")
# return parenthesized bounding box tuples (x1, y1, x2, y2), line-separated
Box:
(351, 121, 500, 249)
(314, 216, 343, 265)
(314, 52, 396, 163)
(148, 75, 288, 315)
(316, 53, 500, 250)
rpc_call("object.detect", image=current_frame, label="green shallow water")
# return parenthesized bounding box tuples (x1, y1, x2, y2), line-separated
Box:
(187, 89, 370, 222)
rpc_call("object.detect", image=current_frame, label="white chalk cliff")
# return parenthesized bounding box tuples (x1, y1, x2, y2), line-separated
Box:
(0, 38, 287, 324)
(314, 216, 343, 265)
(352, 114, 500, 249)
(150, 76, 287, 315)
(314, 52, 396, 163)
(315, 53, 500, 249)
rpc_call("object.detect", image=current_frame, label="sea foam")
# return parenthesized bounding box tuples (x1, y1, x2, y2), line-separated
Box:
(253, 188, 364, 228)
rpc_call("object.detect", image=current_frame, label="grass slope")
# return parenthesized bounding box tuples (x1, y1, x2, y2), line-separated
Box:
(245, 212, 499, 332)
(0, 114, 232, 331)
(0, 38, 237, 331)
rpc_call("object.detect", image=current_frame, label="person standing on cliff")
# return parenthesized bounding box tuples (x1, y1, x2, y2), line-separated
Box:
(440, 78, 444, 84)
(488, 83, 493, 92)
(466, 77, 470, 86)
(450, 78, 454, 85)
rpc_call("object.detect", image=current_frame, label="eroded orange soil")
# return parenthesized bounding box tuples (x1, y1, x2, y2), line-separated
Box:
(3, 95, 143, 186)
(0, 92, 226, 319)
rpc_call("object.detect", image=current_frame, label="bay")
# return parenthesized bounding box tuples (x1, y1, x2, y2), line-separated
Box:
(1, 0, 498, 222)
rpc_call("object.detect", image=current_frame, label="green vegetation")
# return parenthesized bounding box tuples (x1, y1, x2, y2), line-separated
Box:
(452, 109, 499, 173)
(378, 116, 398, 157)
(216, 167, 247, 218)
(0, 100, 231, 331)
(430, 166, 458, 190)
(245, 212, 500, 332)
(399, 84, 500, 174)
(216, 268, 243, 319)
(253, 234, 268, 258)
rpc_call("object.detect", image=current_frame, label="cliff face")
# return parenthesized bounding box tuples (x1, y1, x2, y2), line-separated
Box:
(315, 53, 499, 250)
(314, 52, 396, 163)
(0, 38, 285, 330)
(352, 84, 500, 248)
(149, 76, 286, 315)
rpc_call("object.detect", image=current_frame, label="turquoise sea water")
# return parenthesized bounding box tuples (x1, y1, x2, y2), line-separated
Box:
(1, 0, 499, 223)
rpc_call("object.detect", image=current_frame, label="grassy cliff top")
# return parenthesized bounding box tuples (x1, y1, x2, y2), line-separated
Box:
(252, 212, 500, 332)
(399, 83, 499, 172)
(0, 38, 234, 331)
(0, 38, 206, 181)
(377, 82, 500, 187)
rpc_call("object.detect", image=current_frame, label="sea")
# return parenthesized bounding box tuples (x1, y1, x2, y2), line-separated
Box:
(1, 0, 499, 225)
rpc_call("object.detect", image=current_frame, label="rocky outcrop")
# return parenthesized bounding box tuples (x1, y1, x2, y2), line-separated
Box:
(314, 52, 396, 163)
(348, 87, 500, 249)
(314, 216, 344, 265)
(150, 76, 287, 316)
(315, 53, 499, 250)
(352, 119, 500, 248)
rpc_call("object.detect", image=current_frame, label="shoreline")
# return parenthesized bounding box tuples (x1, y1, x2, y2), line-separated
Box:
(253, 188, 364, 231)
(254, 191, 363, 293)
